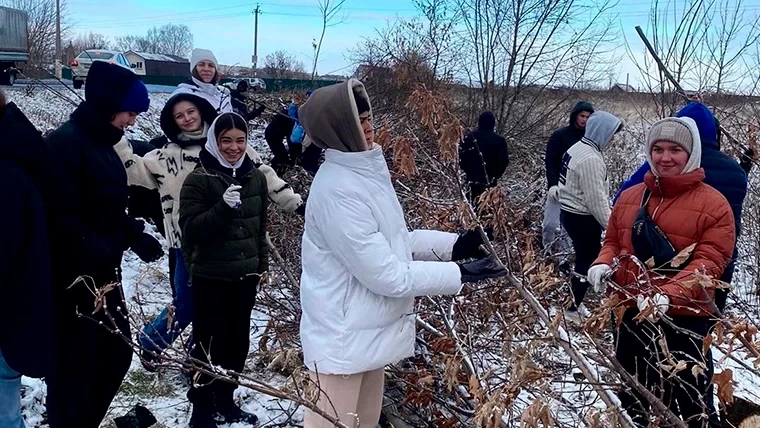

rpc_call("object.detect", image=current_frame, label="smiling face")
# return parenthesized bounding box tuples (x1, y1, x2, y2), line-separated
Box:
(651, 141, 689, 177)
(360, 112, 374, 145)
(218, 128, 247, 164)
(111, 112, 138, 130)
(195, 60, 216, 83)
(173, 100, 202, 133)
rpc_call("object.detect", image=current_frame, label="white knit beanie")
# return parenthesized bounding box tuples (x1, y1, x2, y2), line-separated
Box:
(190, 48, 218, 72)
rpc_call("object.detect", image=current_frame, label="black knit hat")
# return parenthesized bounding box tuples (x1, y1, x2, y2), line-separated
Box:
(85, 61, 149, 117)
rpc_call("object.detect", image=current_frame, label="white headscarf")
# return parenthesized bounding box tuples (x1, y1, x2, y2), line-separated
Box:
(204, 113, 248, 171)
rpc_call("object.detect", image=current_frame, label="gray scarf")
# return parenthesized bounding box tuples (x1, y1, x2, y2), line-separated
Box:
(178, 123, 209, 141)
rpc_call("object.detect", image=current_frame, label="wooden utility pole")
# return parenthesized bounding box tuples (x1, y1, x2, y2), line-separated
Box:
(252, 4, 260, 76)
(55, 0, 62, 79)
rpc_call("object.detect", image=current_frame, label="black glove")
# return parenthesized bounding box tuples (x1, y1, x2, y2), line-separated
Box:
(458, 257, 507, 283)
(295, 202, 306, 216)
(451, 228, 493, 261)
(131, 233, 163, 263)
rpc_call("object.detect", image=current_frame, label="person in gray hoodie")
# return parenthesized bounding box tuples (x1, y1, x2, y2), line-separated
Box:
(557, 111, 623, 316)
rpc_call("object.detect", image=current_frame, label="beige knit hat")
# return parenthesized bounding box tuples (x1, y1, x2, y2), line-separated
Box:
(647, 118, 693, 154)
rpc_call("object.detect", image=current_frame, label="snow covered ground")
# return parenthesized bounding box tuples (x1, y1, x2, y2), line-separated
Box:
(6, 85, 760, 427)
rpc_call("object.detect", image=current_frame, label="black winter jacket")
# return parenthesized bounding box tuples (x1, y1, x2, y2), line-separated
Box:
(44, 102, 146, 294)
(180, 149, 269, 282)
(544, 102, 594, 188)
(459, 112, 509, 186)
(0, 103, 54, 378)
(264, 107, 296, 142)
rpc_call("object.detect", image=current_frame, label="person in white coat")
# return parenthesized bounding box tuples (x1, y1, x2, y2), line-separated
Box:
(173, 48, 232, 114)
(297, 79, 506, 428)
(114, 93, 303, 370)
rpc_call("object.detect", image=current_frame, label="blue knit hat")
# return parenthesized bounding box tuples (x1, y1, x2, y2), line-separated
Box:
(85, 61, 149, 117)
(119, 80, 150, 113)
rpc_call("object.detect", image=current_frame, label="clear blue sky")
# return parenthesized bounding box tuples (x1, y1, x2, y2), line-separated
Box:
(66, 0, 760, 87)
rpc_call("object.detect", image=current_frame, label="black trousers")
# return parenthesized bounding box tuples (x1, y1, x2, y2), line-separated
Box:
(46, 281, 133, 428)
(560, 210, 603, 308)
(188, 276, 257, 406)
(264, 129, 292, 169)
(616, 309, 721, 428)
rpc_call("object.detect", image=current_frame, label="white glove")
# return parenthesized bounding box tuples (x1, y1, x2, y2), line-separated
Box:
(547, 186, 560, 202)
(636, 293, 670, 320)
(587, 264, 612, 293)
(223, 184, 242, 209)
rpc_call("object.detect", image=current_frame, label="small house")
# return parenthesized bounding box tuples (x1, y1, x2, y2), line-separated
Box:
(125, 51, 189, 77)
(609, 83, 637, 93)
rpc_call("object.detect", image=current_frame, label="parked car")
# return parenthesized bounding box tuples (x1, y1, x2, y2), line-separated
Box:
(223, 77, 266, 92)
(70, 50, 134, 89)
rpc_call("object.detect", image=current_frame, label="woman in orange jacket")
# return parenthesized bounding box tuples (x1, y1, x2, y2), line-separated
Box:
(587, 116, 734, 428)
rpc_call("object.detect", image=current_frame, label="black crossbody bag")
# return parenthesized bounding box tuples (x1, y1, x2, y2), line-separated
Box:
(631, 189, 690, 273)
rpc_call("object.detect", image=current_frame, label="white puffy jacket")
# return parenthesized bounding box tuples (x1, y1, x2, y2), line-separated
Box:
(300, 145, 463, 375)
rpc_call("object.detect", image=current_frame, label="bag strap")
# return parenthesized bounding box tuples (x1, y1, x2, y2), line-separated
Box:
(640, 188, 652, 208)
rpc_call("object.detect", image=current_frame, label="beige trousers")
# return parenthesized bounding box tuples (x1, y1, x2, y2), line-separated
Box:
(303, 368, 385, 428)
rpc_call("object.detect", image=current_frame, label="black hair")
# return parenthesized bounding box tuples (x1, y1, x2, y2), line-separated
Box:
(615, 123, 624, 134)
(214, 113, 248, 140)
(192, 66, 218, 84)
(354, 91, 370, 115)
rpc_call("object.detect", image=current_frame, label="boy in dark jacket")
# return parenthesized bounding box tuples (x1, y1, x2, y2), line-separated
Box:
(542, 101, 594, 253)
(0, 90, 54, 428)
(44, 61, 163, 428)
(614, 102, 748, 311)
(459, 111, 509, 203)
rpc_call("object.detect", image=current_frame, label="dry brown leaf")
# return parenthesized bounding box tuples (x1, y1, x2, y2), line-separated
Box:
(393, 136, 417, 177)
(712, 369, 735, 406)
(691, 363, 706, 379)
(469, 374, 484, 402)
(671, 243, 697, 267)
(92, 283, 116, 315)
(703, 335, 713, 356)
(520, 398, 554, 427)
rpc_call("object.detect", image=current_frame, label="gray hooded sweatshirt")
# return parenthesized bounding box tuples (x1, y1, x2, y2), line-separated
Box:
(298, 79, 372, 153)
(557, 111, 622, 229)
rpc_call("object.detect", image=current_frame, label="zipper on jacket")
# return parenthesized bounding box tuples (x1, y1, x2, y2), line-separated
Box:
(652, 177, 665, 220)
(233, 168, 237, 178)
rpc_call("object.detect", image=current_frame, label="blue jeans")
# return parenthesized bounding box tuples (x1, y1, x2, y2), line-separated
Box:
(0, 348, 24, 428)
(140, 248, 192, 353)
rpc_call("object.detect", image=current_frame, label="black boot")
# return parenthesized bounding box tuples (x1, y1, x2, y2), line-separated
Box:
(188, 387, 218, 428)
(215, 391, 259, 426)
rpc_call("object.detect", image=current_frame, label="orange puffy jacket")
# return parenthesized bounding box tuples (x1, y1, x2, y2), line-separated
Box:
(594, 169, 735, 317)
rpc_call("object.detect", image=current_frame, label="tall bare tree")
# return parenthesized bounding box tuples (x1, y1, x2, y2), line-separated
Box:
(262, 50, 306, 79)
(311, 0, 346, 84)
(70, 32, 110, 51)
(113, 24, 193, 57)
